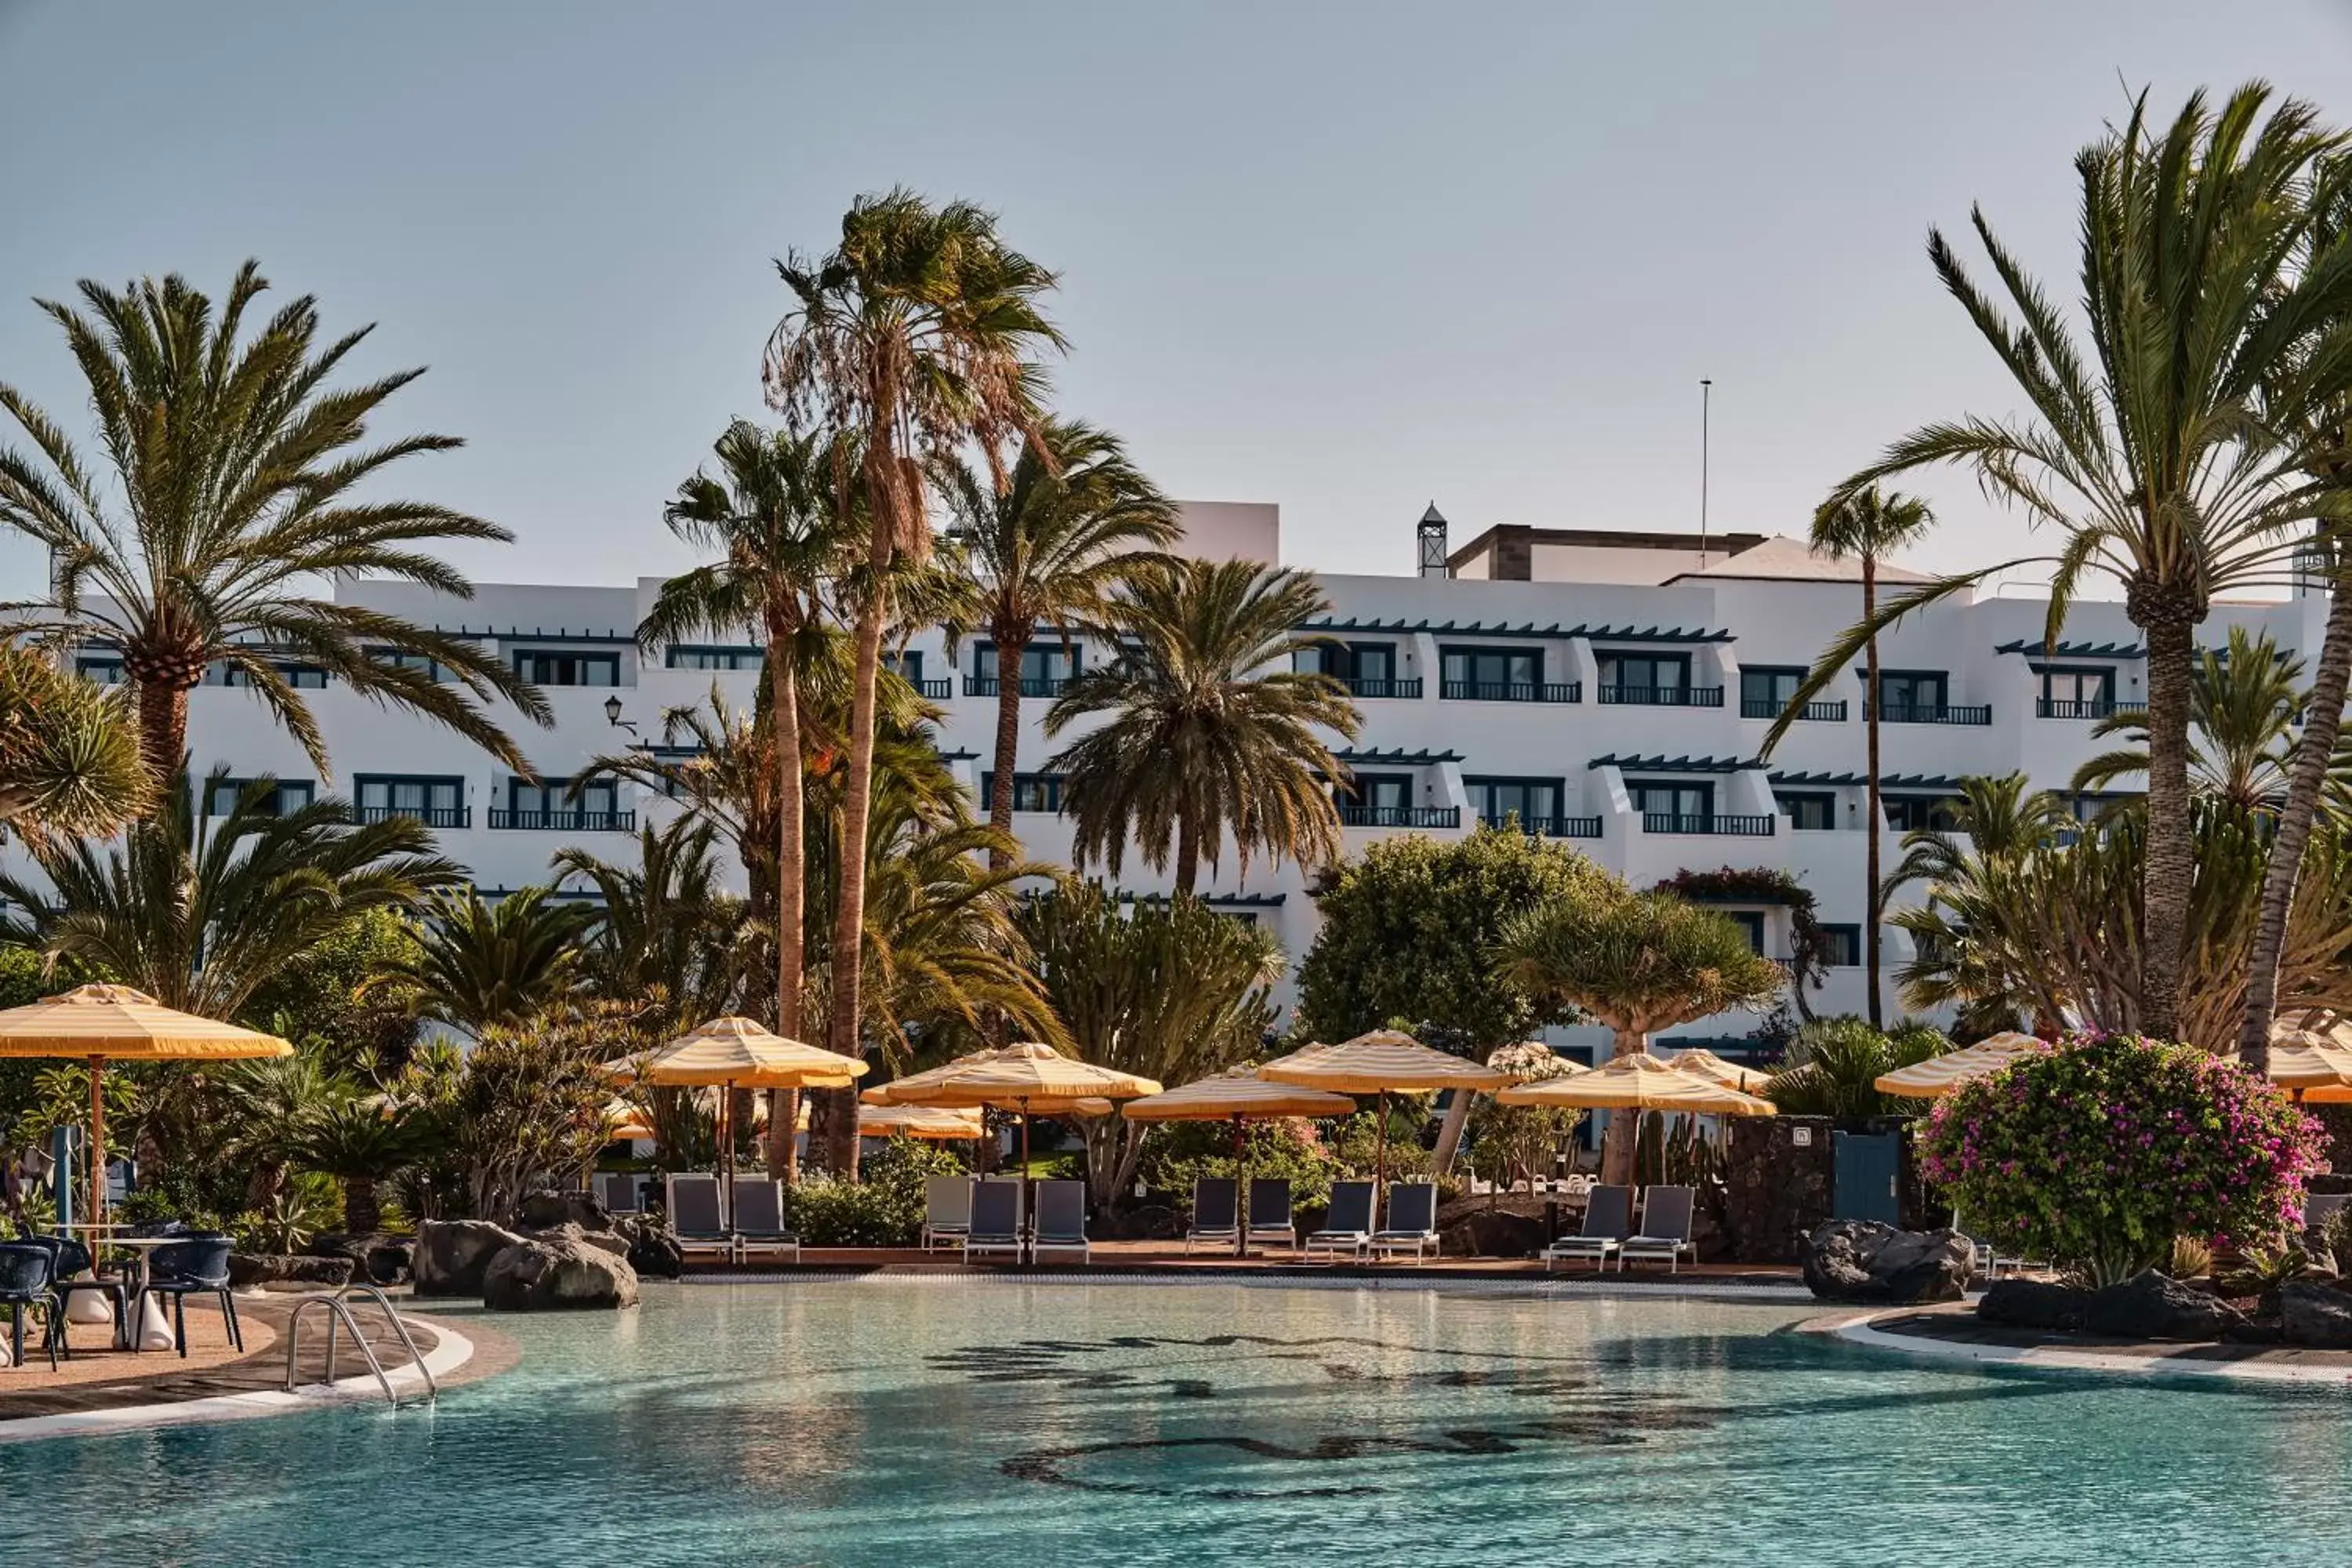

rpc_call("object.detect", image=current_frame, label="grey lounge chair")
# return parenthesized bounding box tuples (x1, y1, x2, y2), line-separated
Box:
(597, 1171, 643, 1215)
(964, 1179, 1026, 1264)
(1369, 1181, 1441, 1264)
(923, 1174, 972, 1251)
(1247, 1178, 1297, 1254)
(1304, 1180, 1376, 1262)
(665, 1173, 735, 1264)
(1544, 1184, 1631, 1272)
(1618, 1185, 1697, 1272)
(1185, 1178, 1240, 1254)
(729, 1176, 801, 1263)
(1032, 1180, 1091, 1264)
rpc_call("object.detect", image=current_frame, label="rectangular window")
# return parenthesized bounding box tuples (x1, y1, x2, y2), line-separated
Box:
(975, 642, 1079, 695)
(666, 645, 764, 672)
(1883, 795, 1963, 832)
(883, 650, 923, 682)
(1441, 646, 1543, 694)
(1599, 652, 1690, 695)
(513, 649, 621, 687)
(2036, 664, 2118, 717)
(1297, 641, 1399, 683)
(354, 775, 466, 828)
(1740, 666, 1805, 718)
(205, 778, 316, 817)
(506, 777, 619, 819)
(1727, 910, 1766, 955)
(1351, 772, 1414, 811)
(1628, 780, 1711, 826)
(1877, 670, 1948, 718)
(980, 771, 1064, 812)
(1820, 924, 1862, 967)
(1777, 791, 1836, 830)
(368, 646, 452, 682)
(208, 662, 328, 688)
(74, 655, 125, 685)
(1465, 776, 1562, 829)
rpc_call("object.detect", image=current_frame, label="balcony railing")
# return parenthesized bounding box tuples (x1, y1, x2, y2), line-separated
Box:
(965, 675, 1072, 699)
(1878, 703, 1993, 725)
(1740, 698, 1847, 721)
(1339, 804, 1462, 829)
(1483, 813, 1604, 839)
(1599, 684, 1725, 708)
(916, 677, 954, 700)
(1641, 812, 1778, 836)
(357, 804, 469, 829)
(1438, 679, 1581, 703)
(488, 809, 636, 832)
(2037, 698, 2140, 720)
(1344, 676, 1424, 699)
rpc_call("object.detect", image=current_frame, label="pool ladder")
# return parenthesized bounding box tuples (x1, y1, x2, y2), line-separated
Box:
(281, 1283, 437, 1410)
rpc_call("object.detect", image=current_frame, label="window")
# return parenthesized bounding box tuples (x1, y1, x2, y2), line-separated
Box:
(1777, 791, 1836, 830)
(1440, 645, 1540, 690)
(1740, 666, 1805, 718)
(883, 650, 924, 682)
(1883, 795, 1963, 832)
(1820, 924, 1862, 967)
(354, 775, 466, 828)
(666, 645, 764, 672)
(1298, 641, 1397, 683)
(209, 662, 327, 688)
(1628, 780, 1711, 826)
(980, 771, 1064, 812)
(74, 655, 125, 685)
(1726, 910, 1766, 955)
(509, 777, 618, 815)
(1877, 670, 1947, 717)
(1349, 772, 1414, 811)
(1599, 652, 1689, 695)
(1465, 776, 1561, 828)
(205, 778, 316, 816)
(2036, 664, 2118, 716)
(975, 641, 1078, 695)
(513, 648, 621, 687)
(368, 646, 452, 682)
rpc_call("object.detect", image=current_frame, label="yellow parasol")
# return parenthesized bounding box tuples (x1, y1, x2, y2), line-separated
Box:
(604, 1099, 656, 1142)
(1871, 1031, 2042, 1099)
(1664, 1047, 1769, 1094)
(855, 1102, 989, 1141)
(635, 1017, 869, 1218)
(1497, 1051, 1777, 1115)
(2266, 1024, 2352, 1097)
(0, 984, 291, 1227)
(1260, 1029, 1509, 1191)
(877, 1042, 1160, 1171)
(1123, 1070, 1357, 1255)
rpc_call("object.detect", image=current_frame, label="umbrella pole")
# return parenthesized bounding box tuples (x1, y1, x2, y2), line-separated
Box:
(721, 1079, 735, 1229)
(88, 1055, 105, 1232)
(1374, 1090, 1388, 1225)
(1234, 1115, 1248, 1259)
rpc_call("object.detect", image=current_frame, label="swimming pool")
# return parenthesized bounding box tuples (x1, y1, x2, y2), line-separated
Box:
(5, 1279, 2349, 1566)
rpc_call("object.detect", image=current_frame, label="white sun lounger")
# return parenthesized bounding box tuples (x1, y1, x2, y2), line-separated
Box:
(1368, 1181, 1441, 1264)
(1186, 1178, 1240, 1255)
(924, 1174, 972, 1251)
(1543, 1184, 1631, 1272)
(1031, 1180, 1091, 1265)
(1304, 1180, 1376, 1262)
(1617, 1185, 1696, 1273)
(964, 1179, 1026, 1264)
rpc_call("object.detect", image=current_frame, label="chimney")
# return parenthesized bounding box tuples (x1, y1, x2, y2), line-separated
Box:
(1417, 503, 1450, 579)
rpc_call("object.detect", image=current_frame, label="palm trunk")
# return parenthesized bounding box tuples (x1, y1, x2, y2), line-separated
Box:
(1174, 815, 1200, 895)
(343, 1176, 382, 1236)
(768, 609, 807, 1179)
(1862, 557, 1883, 1029)
(1597, 1025, 1646, 1185)
(988, 626, 1028, 871)
(1432, 1084, 1475, 1174)
(2135, 594, 2199, 1040)
(2240, 568, 2352, 1070)
(133, 677, 192, 792)
(822, 543, 891, 1180)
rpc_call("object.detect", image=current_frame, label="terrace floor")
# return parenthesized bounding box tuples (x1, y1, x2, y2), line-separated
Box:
(1816, 1299, 2352, 1385)
(686, 1239, 1806, 1283)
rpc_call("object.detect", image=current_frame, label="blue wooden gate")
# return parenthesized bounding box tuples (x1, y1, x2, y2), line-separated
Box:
(1832, 1131, 1901, 1225)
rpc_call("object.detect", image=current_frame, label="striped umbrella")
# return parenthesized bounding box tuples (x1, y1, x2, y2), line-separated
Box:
(1259, 1029, 1510, 1191)
(1872, 1032, 2043, 1099)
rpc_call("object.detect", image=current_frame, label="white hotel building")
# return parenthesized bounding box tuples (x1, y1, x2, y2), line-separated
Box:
(31, 501, 2334, 1056)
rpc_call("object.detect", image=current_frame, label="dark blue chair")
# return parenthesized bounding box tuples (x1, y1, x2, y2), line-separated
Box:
(0, 1243, 58, 1370)
(13, 1234, 128, 1354)
(135, 1235, 239, 1358)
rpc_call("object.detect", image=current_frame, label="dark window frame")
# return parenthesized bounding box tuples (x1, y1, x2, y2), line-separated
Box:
(1777, 791, 1837, 830)
(512, 648, 622, 688)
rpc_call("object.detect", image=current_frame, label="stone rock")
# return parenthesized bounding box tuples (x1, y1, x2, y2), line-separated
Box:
(227, 1252, 354, 1291)
(2083, 1271, 2241, 1341)
(482, 1233, 640, 1311)
(1098, 1204, 1181, 1243)
(1438, 1209, 1550, 1259)
(514, 1189, 612, 1232)
(1976, 1278, 2090, 1331)
(519, 1220, 630, 1259)
(1799, 1220, 1972, 1305)
(310, 1232, 413, 1286)
(412, 1219, 528, 1298)
(626, 1225, 684, 1279)
(2281, 1280, 2352, 1348)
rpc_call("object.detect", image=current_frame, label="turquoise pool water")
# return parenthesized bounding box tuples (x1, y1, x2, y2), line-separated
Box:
(5, 1279, 2351, 1566)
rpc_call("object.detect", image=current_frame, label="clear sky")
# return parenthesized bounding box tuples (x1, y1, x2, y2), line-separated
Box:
(5, 1, 2352, 600)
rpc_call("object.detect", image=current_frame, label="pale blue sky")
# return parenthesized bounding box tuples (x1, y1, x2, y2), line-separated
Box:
(4, 2, 2351, 597)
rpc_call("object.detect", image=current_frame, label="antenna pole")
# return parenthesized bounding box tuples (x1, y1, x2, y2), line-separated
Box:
(1699, 378, 1712, 563)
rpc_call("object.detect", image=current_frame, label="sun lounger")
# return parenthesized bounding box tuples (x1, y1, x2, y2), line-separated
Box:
(1543, 1184, 1631, 1272)
(596, 1171, 643, 1215)
(729, 1176, 802, 1263)
(665, 1172, 735, 1264)
(1247, 1178, 1297, 1254)
(1185, 1178, 1240, 1254)
(964, 1179, 1025, 1264)
(1303, 1180, 1376, 1262)
(1031, 1180, 1091, 1264)
(923, 1174, 972, 1251)
(1368, 1181, 1441, 1264)
(1617, 1185, 1697, 1272)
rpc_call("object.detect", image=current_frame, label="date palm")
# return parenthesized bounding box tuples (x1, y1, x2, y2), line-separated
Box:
(1045, 559, 1361, 895)
(365, 886, 597, 1034)
(938, 419, 1179, 866)
(554, 816, 746, 1033)
(764, 191, 1064, 1175)
(0, 261, 549, 788)
(2070, 628, 2303, 808)
(0, 644, 146, 837)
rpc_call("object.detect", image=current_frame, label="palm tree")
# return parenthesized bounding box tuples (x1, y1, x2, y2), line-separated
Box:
(938, 419, 1180, 866)
(0, 261, 550, 786)
(1497, 887, 1784, 1183)
(0, 644, 146, 837)
(764, 191, 1065, 1169)
(0, 768, 461, 1017)
(365, 887, 597, 1034)
(554, 816, 746, 1033)
(296, 1095, 437, 1235)
(1806, 486, 1936, 1026)
(2071, 628, 2303, 808)
(1882, 772, 2074, 908)
(640, 422, 862, 1066)
(1778, 87, 2352, 1041)
(1045, 559, 1362, 894)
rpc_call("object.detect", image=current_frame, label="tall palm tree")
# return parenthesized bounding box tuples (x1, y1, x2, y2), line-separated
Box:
(1806, 485, 1936, 1026)
(296, 1095, 437, 1235)
(1773, 87, 2352, 1040)
(1045, 559, 1362, 895)
(938, 419, 1180, 866)
(641, 421, 863, 1070)
(764, 191, 1064, 1173)
(0, 768, 461, 1017)
(0, 644, 146, 837)
(2071, 628, 2304, 808)
(365, 886, 597, 1034)
(554, 816, 746, 1032)
(1883, 772, 2074, 907)
(0, 261, 549, 786)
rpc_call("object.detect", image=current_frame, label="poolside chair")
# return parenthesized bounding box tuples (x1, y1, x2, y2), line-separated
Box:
(923, 1174, 972, 1251)
(1303, 1180, 1377, 1262)
(728, 1177, 801, 1265)
(964, 1179, 1026, 1264)
(1543, 1184, 1632, 1272)
(1032, 1181, 1091, 1265)
(0, 1242, 58, 1371)
(15, 1233, 127, 1353)
(1185, 1178, 1240, 1255)
(1617, 1185, 1697, 1273)
(134, 1235, 239, 1358)
(596, 1172, 644, 1215)
(1246, 1178, 1297, 1255)
(665, 1173, 736, 1265)
(1368, 1181, 1442, 1265)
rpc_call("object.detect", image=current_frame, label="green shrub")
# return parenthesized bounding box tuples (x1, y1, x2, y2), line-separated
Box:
(781, 1137, 964, 1247)
(1137, 1117, 1343, 1215)
(1766, 1015, 1950, 1124)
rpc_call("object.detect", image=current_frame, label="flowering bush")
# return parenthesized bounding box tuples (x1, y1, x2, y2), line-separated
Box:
(1918, 1031, 2325, 1287)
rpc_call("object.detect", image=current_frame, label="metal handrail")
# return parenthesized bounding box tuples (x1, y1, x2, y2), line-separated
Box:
(282, 1283, 436, 1408)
